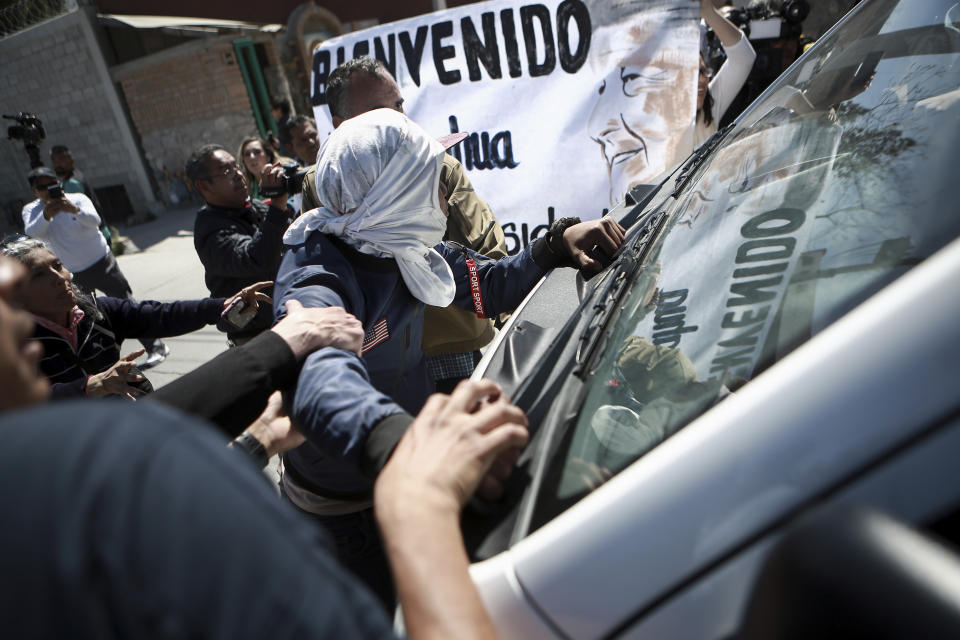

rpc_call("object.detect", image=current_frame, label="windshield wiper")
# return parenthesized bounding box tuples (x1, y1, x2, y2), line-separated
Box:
(574, 212, 666, 374)
(672, 124, 735, 199)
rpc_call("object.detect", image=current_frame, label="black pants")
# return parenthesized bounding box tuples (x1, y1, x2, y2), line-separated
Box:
(72, 252, 159, 352)
(279, 488, 396, 614)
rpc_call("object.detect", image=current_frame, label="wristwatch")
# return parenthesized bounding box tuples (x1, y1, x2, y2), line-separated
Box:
(230, 431, 268, 468)
(545, 216, 582, 267)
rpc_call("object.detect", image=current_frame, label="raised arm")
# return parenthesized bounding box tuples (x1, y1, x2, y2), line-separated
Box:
(21, 202, 51, 239)
(70, 193, 103, 229)
(701, 0, 742, 48)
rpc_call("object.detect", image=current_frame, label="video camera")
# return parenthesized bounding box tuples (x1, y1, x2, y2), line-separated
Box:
(727, 0, 810, 39)
(3, 112, 46, 168)
(259, 162, 308, 199)
(704, 0, 811, 130)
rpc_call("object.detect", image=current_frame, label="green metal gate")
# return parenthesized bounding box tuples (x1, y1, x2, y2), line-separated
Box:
(233, 39, 277, 139)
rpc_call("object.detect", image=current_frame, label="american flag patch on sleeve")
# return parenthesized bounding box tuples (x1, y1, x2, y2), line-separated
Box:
(360, 317, 390, 354)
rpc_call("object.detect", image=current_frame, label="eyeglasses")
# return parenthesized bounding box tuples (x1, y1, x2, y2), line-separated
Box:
(203, 163, 244, 180)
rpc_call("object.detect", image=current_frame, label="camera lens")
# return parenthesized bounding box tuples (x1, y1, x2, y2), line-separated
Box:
(782, 0, 809, 24)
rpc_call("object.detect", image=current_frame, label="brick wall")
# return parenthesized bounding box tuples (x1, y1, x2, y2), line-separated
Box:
(0, 8, 159, 233)
(114, 38, 259, 207)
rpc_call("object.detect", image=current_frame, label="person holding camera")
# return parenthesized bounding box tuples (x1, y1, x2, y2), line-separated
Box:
(237, 136, 295, 202)
(188, 144, 297, 345)
(50, 144, 118, 250)
(276, 114, 324, 214)
(695, 0, 757, 146)
(50, 145, 103, 218)
(20, 167, 170, 367)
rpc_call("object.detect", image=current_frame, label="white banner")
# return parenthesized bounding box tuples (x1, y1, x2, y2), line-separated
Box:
(311, 0, 700, 254)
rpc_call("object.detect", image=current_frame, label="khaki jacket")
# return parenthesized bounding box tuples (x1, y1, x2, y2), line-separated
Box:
(301, 154, 507, 355)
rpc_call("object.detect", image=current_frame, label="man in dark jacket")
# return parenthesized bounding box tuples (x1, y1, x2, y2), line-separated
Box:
(188, 144, 296, 343)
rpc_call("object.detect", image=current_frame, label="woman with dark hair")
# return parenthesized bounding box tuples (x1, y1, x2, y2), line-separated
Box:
(237, 137, 292, 201)
(695, 0, 756, 146)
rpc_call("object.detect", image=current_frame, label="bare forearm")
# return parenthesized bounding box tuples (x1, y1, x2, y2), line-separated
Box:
(379, 502, 498, 640)
(702, 2, 742, 47)
(374, 382, 528, 640)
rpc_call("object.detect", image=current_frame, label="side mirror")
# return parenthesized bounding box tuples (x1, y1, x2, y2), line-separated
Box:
(740, 506, 960, 639)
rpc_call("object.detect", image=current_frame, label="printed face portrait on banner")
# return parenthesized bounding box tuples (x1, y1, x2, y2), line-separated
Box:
(311, 0, 700, 253)
(587, 2, 699, 204)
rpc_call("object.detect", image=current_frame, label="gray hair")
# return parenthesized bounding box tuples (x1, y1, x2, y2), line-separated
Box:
(327, 57, 391, 120)
(0, 236, 49, 264)
(1, 235, 95, 314)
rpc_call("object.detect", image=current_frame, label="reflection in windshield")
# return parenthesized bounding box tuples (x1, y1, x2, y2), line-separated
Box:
(559, 337, 724, 498)
(534, 0, 960, 520)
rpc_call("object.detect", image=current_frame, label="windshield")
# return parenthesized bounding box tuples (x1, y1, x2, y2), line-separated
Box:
(533, 0, 960, 525)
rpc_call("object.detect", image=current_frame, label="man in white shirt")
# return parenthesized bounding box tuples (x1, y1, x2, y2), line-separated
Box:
(20, 167, 169, 367)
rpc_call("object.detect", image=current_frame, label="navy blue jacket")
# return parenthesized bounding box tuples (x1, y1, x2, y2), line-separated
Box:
(0, 401, 395, 639)
(36, 294, 225, 398)
(274, 233, 558, 495)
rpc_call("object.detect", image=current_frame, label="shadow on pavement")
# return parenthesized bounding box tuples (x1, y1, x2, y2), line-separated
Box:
(117, 206, 197, 253)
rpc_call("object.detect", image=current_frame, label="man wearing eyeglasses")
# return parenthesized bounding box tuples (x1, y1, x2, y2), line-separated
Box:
(187, 145, 296, 344)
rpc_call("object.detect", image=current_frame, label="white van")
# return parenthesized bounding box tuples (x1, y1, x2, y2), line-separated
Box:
(467, 1, 960, 636)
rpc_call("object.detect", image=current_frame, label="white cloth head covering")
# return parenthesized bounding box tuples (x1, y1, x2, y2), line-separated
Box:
(283, 108, 455, 307)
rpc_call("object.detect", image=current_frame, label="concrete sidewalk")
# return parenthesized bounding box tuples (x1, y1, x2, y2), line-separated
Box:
(115, 206, 228, 389)
(115, 207, 285, 483)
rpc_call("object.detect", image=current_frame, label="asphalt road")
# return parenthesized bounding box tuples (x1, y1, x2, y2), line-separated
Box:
(115, 205, 285, 482)
(115, 205, 228, 390)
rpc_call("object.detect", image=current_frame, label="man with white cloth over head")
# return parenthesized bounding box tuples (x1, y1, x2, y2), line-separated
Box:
(273, 108, 625, 607)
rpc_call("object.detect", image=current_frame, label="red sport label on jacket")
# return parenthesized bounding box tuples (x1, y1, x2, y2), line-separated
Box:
(466, 259, 484, 318)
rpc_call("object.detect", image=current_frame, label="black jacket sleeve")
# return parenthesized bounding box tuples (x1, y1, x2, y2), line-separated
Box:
(97, 296, 225, 341)
(148, 330, 299, 437)
(49, 378, 89, 400)
(361, 413, 414, 478)
(194, 205, 291, 280)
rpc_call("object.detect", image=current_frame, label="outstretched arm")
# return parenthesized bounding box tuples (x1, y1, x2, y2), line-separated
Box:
(444, 216, 626, 319)
(150, 300, 363, 436)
